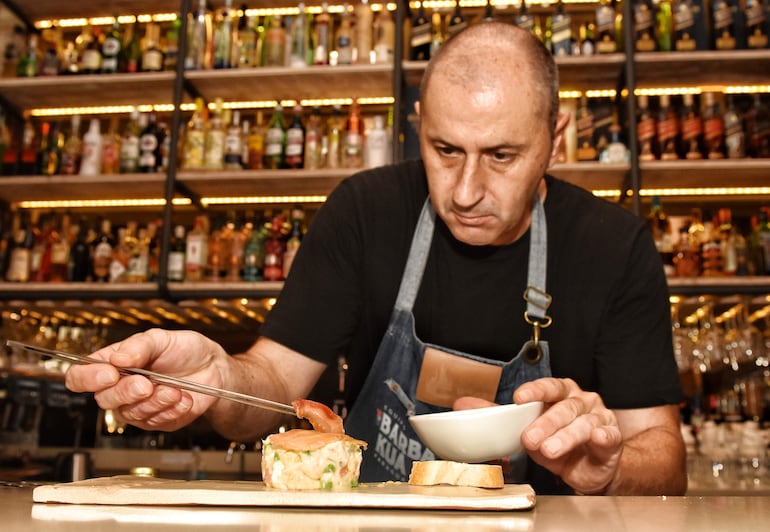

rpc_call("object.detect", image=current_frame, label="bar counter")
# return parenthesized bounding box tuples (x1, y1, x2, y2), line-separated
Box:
(3, 485, 769, 532)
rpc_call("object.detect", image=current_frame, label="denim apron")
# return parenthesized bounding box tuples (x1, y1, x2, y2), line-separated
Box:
(345, 194, 553, 483)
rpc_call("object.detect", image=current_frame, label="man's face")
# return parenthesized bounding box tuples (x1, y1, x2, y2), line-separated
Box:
(418, 70, 562, 247)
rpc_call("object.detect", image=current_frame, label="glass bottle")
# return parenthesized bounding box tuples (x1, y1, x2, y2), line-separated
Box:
(36, 121, 58, 175)
(262, 15, 286, 67)
(335, 6, 353, 65)
(49, 212, 72, 282)
(355, 0, 373, 64)
(373, 5, 396, 64)
(262, 213, 286, 281)
(326, 105, 344, 169)
(264, 104, 286, 169)
(637, 94, 658, 161)
(483, 0, 496, 21)
(304, 106, 324, 170)
(343, 99, 365, 168)
(576, 95, 598, 161)
(91, 218, 115, 283)
(101, 117, 120, 174)
(549, 0, 573, 56)
(101, 17, 122, 74)
(59, 114, 82, 175)
(516, 0, 536, 36)
(237, 12, 259, 68)
(711, 0, 737, 50)
(183, 97, 207, 170)
(203, 98, 226, 170)
(69, 218, 92, 282)
(186, 0, 212, 70)
(723, 94, 746, 159)
(246, 111, 265, 170)
(80, 118, 103, 176)
(213, 0, 234, 69)
(314, 3, 332, 65)
(595, 0, 618, 53)
(656, 0, 674, 52)
(656, 94, 680, 160)
(164, 14, 182, 71)
(282, 207, 305, 279)
(121, 22, 142, 73)
(224, 109, 244, 170)
(16, 33, 39, 78)
(242, 218, 266, 281)
(702, 92, 726, 160)
(141, 23, 165, 72)
(5, 212, 33, 282)
(284, 104, 305, 169)
(139, 112, 162, 172)
(633, 0, 657, 51)
(410, 1, 431, 61)
(79, 27, 102, 74)
(289, 2, 309, 68)
(167, 224, 186, 282)
(679, 93, 704, 160)
(120, 106, 142, 173)
(185, 216, 209, 282)
(745, 0, 769, 49)
(745, 94, 770, 158)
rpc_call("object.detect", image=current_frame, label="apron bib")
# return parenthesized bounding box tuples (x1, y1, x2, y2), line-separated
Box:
(345, 194, 553, 483)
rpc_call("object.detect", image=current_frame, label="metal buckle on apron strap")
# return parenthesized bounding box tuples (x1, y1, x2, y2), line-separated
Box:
(385, 378, 416, 417)
(523, 285, 553, 365)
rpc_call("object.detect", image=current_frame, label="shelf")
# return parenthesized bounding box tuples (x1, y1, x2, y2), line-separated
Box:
(667, 276, 770, 296)
(177, 168, 355, 200)
(0, 72, 178, 113)
(403, 54, 627, 91)
(2, 0, 182, 23)
(634, 50, 770, 89)
(549, 162, 629, 191)
(0, 282, 159, 300)
(167, 281, 283, 299)
(185, 64, 394, 103)
(0, 173, 167, 204)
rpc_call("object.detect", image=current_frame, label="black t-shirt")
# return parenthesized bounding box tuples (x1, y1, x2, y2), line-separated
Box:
(261, 159, 682, 410)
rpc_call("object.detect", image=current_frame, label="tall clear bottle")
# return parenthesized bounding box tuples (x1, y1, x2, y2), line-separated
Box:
(101, 17, 122, 74)
(314, 3, 331, 65)
(59, 114, 82, 175)
(120, 106, 142, 173)
(139, 112, 162, 172)
(264, 104, 287, 169)
(284, 104, 305, 169)
(213, 0, 235, 68)
(288, 3, 309, 68)
(355, 0, 373, 64)
(80, 118, 103, 175)
(186, 0, 212, 70)
(204, 98, 226, 170)
(343, 99, 365, 168)
(224, 109, 244, 169)
(183, 97, 207, 170)
(723, 94, 746, 159)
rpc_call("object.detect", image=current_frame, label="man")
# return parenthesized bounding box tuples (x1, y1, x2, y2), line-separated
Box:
(66, 22, 686, 495)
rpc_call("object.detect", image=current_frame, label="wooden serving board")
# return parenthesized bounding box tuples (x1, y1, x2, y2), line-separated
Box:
(33, 475, 536, 511)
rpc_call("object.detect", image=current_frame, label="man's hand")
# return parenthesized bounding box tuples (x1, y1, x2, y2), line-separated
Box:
(65, 328, 228, 432)
(513, 378, 623, 495)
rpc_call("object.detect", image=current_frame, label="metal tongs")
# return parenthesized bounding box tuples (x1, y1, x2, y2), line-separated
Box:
(6, 340, 297, 417)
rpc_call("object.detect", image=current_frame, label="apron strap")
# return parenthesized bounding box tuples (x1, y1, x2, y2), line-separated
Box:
(394, 198, 435, 311)
(524, 192, 551, 323)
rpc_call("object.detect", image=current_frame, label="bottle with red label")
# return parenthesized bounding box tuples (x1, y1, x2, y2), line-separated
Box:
(263, 213, 287, 281)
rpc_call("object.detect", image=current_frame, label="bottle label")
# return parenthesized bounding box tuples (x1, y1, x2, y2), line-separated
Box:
(285, 128, 304, 156)
(186, 234, 207, 266)
(167, 251, 185, 280)
(265, 128, 284, 155)
(7, 248, 30, 282)
(674, 2, 698, 51)
(143, 50, 164, 71)
(634, 4, 656, 51)
(81, 49, 102, 71)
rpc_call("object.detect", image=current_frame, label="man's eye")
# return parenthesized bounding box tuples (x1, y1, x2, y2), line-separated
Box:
(492, 152, 513, 162)
(437, 146, 455, 155)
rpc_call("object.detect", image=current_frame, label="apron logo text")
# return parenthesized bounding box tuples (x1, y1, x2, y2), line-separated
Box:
(374, 405, 434, 479)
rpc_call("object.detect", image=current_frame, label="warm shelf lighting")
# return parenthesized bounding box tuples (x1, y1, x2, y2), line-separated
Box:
(201, 195, 328, 206)
(17, 198, 192, 209)
(589, 186, 770, 199)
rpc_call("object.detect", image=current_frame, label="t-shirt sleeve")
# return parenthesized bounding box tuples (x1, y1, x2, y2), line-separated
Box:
(594, 221, 683, 409)
(258, 178, 364, 367)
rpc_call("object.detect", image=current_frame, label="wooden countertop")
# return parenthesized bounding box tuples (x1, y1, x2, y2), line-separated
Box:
(3, 485, 770, 532)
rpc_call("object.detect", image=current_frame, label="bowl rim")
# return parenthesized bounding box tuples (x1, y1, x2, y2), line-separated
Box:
(409, 400, 544, 421)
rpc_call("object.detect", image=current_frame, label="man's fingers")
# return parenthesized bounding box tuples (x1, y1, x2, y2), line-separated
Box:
(453, 396, 497, 410)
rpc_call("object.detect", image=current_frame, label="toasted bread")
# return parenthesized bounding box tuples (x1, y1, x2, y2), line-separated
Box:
(408, 460, 504, 489)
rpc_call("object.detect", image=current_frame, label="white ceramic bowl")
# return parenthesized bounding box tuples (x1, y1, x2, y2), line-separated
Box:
(409, 401, 544, 463)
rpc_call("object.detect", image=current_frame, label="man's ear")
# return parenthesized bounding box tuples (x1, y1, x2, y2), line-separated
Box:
(548, 112, 572, 167)
(415, 100, 421, 117)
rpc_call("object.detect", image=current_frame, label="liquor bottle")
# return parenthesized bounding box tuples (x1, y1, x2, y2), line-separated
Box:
(185, 215, 209, 282)
(120, 107, 142, 173)
(326, 105, 344, 168)
(91, 218, 115, 283)
(365, 114, 390, 168)
(30, 212, 53, 282)
(282, 207, 305, 279)
(59, 114, 82, 175)
(579, 23, 596, 55)
(335, 6, 354, 65)
(284, 104, 306, 169)
(139, 112, 162, 172)
(16, 34, 38, 77)
(744, 0, 768, 49)
(37, 121, 59, 175)
(186, 0, 212, 70)
(448, 0, 469, 39)
(288, 3, 310, 68)
(263, 213, 286, 281)
(79, 27, 102, 74)
(633, 0, 657, 51)
(656, 94, 680, 160)
(69, 218, 91, 282)
(3, 25, 25, 78)
(314, 3, 332, 65)
(679, 93, 704, 159)
(355, 0, 373, 64)
(482, 0, 496, 21)
(205, 218, 224, 281)
(576, 96, 598, 161)
(595, 0, 618, 53)
(101, 17, 122, 74)
(304, 106, 324, 170)
(373, 5, 396, 64)
(237, 11, 259, 68)
(183, 97, 207, 170)
(673, 0, 698, 51)
(246, 111, 265, 170)
(18, 119, 37, 175)
(213, 0, 234, 69)
(647, 196, 675, 277)
(49, 213, 72, 282)
(264, 104, 286, 169)
(141, 23, 165, 72)
(637, 95, 658, 161)
(410, 1, 431, 61)
(5, 212, 33, 282)
(121, 22, 142, 73)
(702, 92, 726, 159)
(711, 0, 738, 50)
(262, 15, 286, 67)
(224, 109, 244, 169)
(40, 39, 61, 76)
(343, 99, 365, 168)
(203, 98, 225, 170)
(429, 11, 445, 58)
(723, 95, 746, 159)
(164, 15, 182, 71)
(80, 118, 104, 175)
(242, 219, 266, 281)
(745, 94, 770, 158)
(101, 117, 120, 174)
(126, 224, 149, 282)
(167, 224, 186, 282)
(549, 0, 573, 56)
(656, 0, 674, 51)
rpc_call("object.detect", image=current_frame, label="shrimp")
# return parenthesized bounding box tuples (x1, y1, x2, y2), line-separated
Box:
(292, 399, 345, 434)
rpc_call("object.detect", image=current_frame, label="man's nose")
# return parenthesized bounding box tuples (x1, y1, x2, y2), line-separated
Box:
(453, 158, 485, 207)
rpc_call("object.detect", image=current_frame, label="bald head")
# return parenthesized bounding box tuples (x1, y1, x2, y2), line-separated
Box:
(419, 22, 560, 132)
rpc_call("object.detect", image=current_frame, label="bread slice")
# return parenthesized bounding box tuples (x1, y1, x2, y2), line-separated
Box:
(408, 460, 504, 489)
